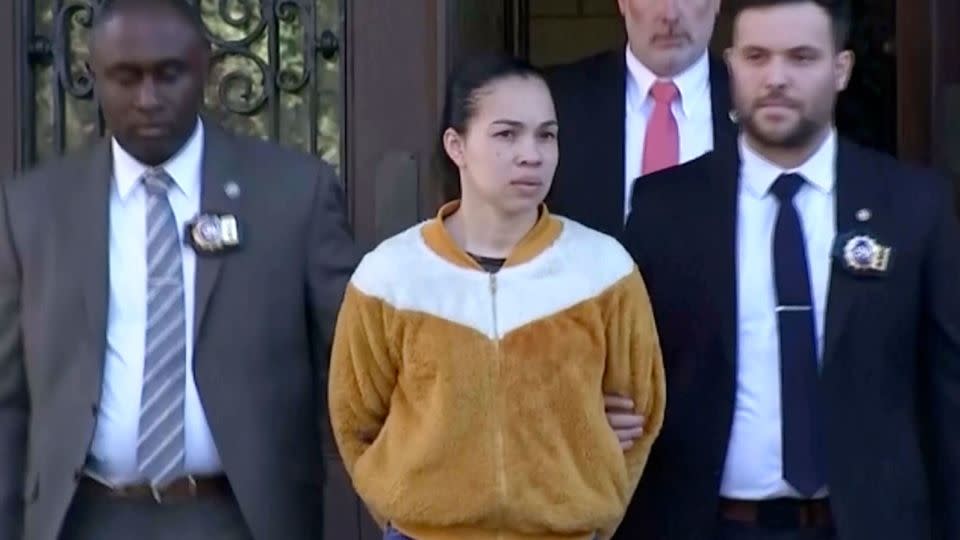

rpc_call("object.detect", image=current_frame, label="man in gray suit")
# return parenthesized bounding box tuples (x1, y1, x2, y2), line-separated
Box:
(0, 0, 358, 538)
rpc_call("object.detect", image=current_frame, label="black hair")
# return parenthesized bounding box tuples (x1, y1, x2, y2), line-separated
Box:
(731, 0, 852, 49)
(435, 53, 550, 200)
(91, 0, 208, 47)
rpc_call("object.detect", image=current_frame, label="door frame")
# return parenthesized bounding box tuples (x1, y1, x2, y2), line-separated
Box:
(896, 0, 933, 164)
(1, 0, 955, 192)
(0, 0, 22, 180)
(931, 0, 960, 184)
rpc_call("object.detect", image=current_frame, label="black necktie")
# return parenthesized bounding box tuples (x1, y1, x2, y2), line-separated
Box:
(770, 173, 824, 497)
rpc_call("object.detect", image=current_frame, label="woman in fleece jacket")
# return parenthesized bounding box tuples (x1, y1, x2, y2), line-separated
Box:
(328, 53, 666, 540)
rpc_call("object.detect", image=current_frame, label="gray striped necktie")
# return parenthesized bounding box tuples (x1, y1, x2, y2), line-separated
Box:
(137, 168, 187, 487)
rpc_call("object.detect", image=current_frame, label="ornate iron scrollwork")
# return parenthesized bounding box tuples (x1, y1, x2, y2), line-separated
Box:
(23, 0, 343, 165)
(53, 1, 95, 99)
(201, 0, 271, 116)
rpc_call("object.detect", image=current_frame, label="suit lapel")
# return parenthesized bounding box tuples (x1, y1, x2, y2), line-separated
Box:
(822, 139, 887, 365)
(73, 141, 112, 357)
(593, 51, 627, 235)
(707, 148, 742, 372)
(193, 123, 243, 340)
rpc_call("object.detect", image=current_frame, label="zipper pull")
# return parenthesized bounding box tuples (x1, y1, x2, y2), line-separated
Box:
(489, 273, 497, 294)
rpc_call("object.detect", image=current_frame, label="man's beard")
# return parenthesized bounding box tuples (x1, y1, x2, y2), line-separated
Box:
(739, 106, 823, 149)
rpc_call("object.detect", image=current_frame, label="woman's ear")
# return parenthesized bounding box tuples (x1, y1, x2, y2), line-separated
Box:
(442, 128, 466, 170)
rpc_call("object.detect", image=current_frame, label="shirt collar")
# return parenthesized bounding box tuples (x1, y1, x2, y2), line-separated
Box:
(422, 201, 563, 271)
(625, 46, 710, 118)
(739, 128, 837, 199)
(113, 117, 204, 202)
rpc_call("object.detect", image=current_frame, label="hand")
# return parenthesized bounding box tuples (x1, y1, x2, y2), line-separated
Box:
(604, 394, 645, 450)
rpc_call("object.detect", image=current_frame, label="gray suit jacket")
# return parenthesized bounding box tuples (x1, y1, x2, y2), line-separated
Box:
(0, 122, 360, 540)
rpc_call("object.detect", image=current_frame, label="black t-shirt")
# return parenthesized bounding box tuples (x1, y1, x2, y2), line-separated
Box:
(468, 253, 506, 273)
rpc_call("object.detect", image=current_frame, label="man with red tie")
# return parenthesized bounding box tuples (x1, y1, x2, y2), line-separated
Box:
(546, 4, 737, 512)
(546, 0, 736, 238)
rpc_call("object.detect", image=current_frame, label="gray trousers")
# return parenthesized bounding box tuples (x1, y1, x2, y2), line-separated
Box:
(59, 486, 254, 540)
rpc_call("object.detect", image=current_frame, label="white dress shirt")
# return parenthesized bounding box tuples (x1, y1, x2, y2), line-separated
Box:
(623, 47, 714, 220)
(87, 119, 222, 485)
(720, 130, 838, 499)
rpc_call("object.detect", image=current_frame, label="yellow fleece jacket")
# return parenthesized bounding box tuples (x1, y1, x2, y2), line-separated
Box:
(329, 202, 666, 540)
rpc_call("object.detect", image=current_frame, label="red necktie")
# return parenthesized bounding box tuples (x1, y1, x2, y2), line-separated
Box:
(641, 81, 680, 175)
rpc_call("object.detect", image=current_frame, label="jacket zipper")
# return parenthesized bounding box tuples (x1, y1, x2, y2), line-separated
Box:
(489, 272, 506, 536)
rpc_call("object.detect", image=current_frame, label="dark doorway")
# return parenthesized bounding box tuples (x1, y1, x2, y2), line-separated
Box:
(834, 0, 898, 156)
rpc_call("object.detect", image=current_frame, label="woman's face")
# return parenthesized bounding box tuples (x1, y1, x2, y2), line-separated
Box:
(444, 75, 559, 216)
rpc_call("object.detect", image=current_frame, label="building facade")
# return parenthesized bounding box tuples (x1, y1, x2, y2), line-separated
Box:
(0, 1, 957, 538)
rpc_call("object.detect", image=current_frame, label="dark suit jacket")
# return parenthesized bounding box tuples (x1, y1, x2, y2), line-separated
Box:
(545, 48, 736, 237)
(618, 139, 960, 539)
(0, 122, 361, 540)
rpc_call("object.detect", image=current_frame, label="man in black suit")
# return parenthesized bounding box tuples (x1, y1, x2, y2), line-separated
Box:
(546, 0, 735, 238)
(622, 0, 960, 539)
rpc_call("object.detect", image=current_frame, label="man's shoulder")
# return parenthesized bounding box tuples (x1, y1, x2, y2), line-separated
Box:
(841, 138, 952, 207)
(206, 122, 340, 200)
(631, 153, 717, 203)
(546, 49, 621, 73)
(545, 49, 623, 89)
(218, 125, 333, 174)
(4, 143, 102, 196)
(623, 153, 723, 253)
